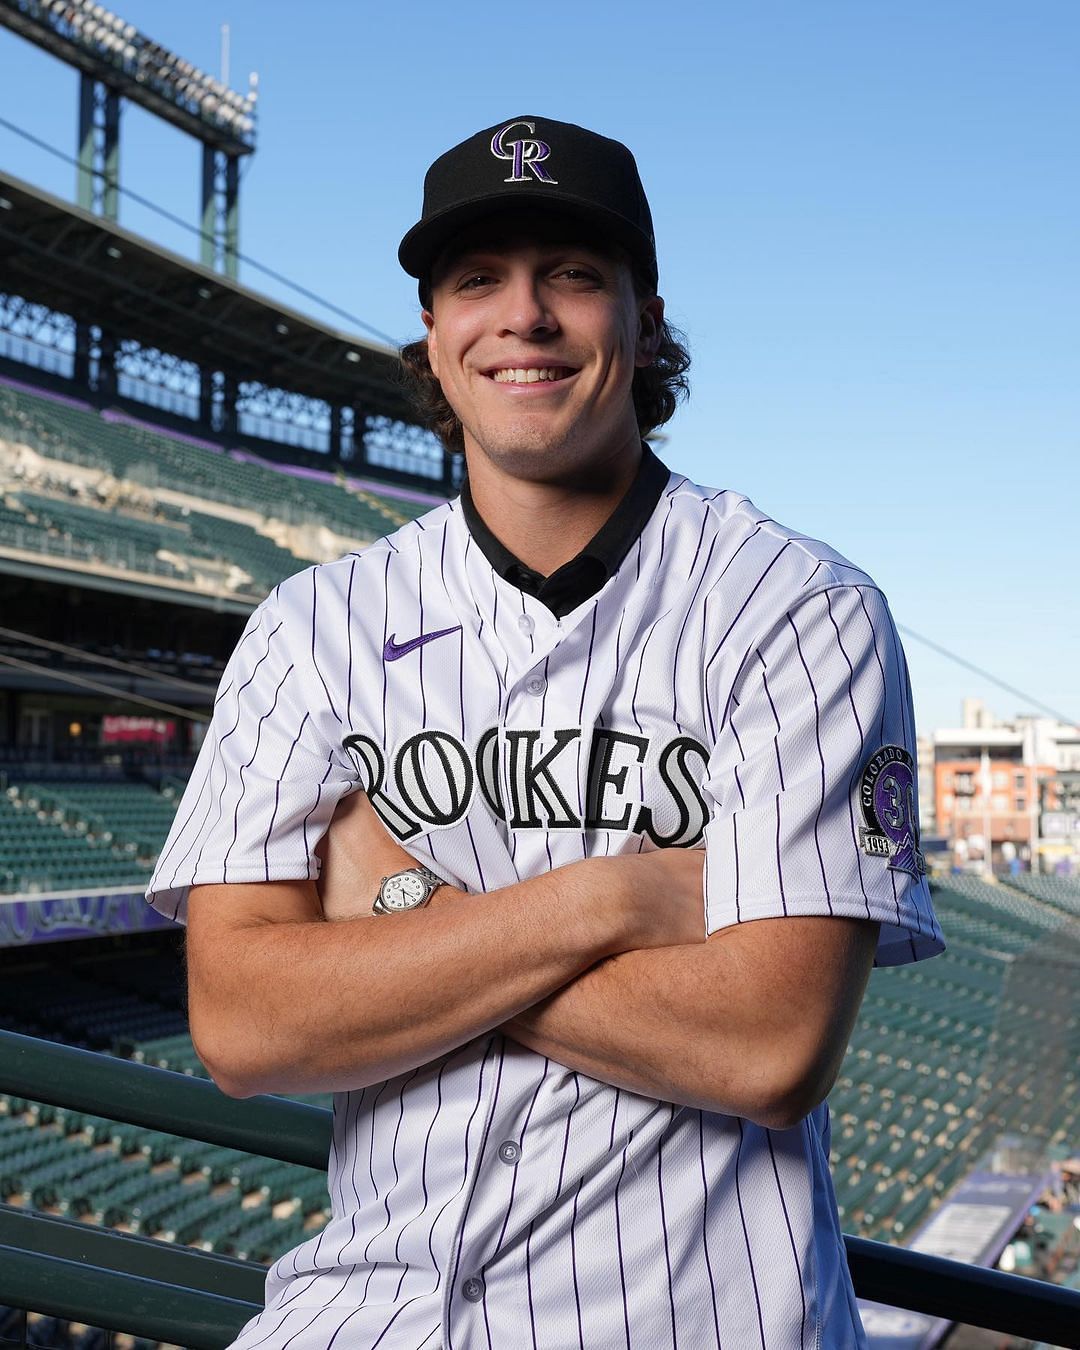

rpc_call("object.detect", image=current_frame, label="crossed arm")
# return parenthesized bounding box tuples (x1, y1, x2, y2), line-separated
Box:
(187, 793, 877, 1127)
(502, 916, 877, 1123)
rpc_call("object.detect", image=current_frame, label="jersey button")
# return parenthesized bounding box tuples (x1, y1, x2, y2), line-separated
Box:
(517, 615, 534, 635)
(497, 1140, 521, 1165)
(462, 1276, 485, 1302)
(525, 676, 547, 697)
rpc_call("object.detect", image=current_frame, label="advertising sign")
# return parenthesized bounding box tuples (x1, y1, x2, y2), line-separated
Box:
(0, 891, 176, 947)
(860, 1169, 1049, 1349)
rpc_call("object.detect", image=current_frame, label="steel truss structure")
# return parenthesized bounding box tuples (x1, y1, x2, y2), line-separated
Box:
(0, 172, 456, 490)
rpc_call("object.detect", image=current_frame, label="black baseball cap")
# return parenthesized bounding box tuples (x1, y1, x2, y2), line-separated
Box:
(398, 115, 658, 293)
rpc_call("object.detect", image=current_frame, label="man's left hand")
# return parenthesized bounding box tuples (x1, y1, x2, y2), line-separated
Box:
(316, 791, 423, 922)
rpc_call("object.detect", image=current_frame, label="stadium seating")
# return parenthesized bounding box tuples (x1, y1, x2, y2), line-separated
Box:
(1004, 872, 1080, 917)
(0, 1096, 328, 1264)
(0, 790, 149, 895)
(19, 782, 179, 861)
(828, 877, 1080, 1241)
(0, 380, 440, 576)
(1, 943, 331, 1279)
(0, 779, 179, 895)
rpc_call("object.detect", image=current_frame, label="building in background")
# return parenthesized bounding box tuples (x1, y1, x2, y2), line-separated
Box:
(933, 698, 1080, 875)
(917, 734, 936, 836)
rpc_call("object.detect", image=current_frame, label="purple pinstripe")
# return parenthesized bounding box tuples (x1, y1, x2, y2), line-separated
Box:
(445, 1037, 501, 1350)
(656, 1106, 679, 1349)
(613, 1128, 636, 1350)
(787, 608, 833, 911)
(224, 663, 294, 878)
(826, 589, 874, 917)
(570, 1175, 586, 1350)
(697, 1112, 723, 1350)
(765, 1130, 806, 1350)
(735, 1119, 767, 1350)
(309, 570, 342, 726)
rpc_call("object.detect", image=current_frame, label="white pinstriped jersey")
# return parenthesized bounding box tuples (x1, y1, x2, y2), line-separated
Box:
(148, 467, 942, 1349)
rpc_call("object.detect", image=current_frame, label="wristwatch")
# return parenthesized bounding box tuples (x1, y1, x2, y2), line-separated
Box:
(373, 865, 444, 915)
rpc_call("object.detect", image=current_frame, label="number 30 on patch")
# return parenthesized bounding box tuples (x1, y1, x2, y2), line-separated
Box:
(858, 745, 926, 878)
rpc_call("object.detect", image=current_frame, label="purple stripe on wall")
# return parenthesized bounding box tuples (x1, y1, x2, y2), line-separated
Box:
(0, 372, 96, 413)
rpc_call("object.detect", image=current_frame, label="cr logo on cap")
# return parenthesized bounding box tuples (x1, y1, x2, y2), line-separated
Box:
(490, 121, 558, 185)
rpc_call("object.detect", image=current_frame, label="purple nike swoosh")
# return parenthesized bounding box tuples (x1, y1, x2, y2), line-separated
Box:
(383, 625, 462, 661)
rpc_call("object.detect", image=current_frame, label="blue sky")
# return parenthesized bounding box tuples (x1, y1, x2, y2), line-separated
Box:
(1, 1, 1076, 735)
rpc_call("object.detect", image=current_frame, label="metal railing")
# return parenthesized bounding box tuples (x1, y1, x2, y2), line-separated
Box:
(0, 1029, 1078, 1348)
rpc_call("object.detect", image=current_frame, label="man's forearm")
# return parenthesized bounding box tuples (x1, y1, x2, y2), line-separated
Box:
(504, 944, 731, 1109)
(190, 868, 624, 1098)
(187, 842, 702, 1099)
(503, 917, 879, 1127)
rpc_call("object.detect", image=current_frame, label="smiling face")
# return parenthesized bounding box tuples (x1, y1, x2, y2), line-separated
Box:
(423, 214, 663, 485)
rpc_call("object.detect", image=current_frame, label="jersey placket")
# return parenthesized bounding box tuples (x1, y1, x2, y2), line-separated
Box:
(495, 586, 599, 875)
(441, 1049, 569, 1348)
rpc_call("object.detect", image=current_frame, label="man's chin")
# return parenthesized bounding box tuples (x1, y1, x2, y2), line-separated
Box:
(465, 424, 585, 482)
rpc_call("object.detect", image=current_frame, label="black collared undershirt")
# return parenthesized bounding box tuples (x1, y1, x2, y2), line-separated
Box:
(459, 443, 671, 619)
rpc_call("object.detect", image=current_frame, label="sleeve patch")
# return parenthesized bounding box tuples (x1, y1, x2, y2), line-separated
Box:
(859, 745, 925, 878)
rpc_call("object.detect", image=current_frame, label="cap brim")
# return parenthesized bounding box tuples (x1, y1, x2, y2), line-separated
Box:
(398, 192, 656, 286)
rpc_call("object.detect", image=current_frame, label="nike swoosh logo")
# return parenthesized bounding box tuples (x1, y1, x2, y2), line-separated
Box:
(383, 625, 462, 661)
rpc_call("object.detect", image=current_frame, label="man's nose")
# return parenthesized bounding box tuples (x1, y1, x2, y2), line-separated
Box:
(497, 274, 557, 339)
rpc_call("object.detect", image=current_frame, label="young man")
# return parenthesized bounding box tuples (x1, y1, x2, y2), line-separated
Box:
(148, 116, 942, 1348)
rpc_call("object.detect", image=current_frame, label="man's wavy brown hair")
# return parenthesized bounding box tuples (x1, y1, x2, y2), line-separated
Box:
(399, 261, 691, 453)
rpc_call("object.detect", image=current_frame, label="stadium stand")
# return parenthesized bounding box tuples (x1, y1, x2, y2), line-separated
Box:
(0, 778, 179, 894)
(829, 876, 1080, 1243)
(0, 378, 440, 583)
(0, 944, 331, 1279)
(1003, 871, 1080, 918)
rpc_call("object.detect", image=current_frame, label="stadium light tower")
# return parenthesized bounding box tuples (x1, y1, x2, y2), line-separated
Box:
(0, 0, 258, 278)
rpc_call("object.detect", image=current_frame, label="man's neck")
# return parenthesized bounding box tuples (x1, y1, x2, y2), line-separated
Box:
(463, 440, 643, 577)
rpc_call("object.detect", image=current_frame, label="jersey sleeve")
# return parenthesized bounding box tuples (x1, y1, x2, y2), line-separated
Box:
(701, 583, 943, 967)
(146, 590, 357, 924)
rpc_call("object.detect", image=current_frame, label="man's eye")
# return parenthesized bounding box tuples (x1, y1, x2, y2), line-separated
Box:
(557, 267, 602, 285)
(458, 273, 495, 291)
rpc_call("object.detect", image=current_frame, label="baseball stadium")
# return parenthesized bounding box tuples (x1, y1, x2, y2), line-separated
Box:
(0, 4, 1078, 1348)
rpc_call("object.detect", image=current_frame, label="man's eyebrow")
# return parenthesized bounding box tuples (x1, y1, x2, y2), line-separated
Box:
(439, 243, 611, 272)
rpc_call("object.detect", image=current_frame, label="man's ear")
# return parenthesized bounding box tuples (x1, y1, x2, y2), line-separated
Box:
(635, 296, 665, 368)
(421, 309, 439, 378)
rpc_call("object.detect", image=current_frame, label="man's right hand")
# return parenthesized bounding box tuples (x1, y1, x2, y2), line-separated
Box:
(316, 790, 464, 923)
(604, 846, 707, 952)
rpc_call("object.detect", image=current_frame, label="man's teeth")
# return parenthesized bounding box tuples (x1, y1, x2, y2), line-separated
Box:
(491, 367, 569, 383)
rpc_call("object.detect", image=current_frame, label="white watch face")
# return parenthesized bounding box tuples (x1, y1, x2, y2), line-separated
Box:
(383, 872, 428, 910)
